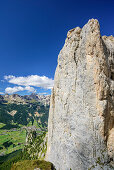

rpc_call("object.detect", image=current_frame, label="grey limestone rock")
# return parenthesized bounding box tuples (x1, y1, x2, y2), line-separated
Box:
(46, 19, 114, 170)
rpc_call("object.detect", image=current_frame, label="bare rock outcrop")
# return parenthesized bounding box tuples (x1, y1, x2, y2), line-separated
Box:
(46, 19, 114, 170)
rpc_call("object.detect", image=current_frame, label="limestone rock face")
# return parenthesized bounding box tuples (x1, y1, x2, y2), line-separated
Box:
(46, 19, 114, 170)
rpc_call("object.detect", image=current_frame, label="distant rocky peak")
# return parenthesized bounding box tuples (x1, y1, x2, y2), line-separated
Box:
(2, 93, 50, 105)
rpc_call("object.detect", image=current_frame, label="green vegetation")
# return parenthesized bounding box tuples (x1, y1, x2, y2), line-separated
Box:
(0, 101, 49, 169)
(23, 132, 47, 160)
(0, 102, 49, 127)
(11, 160, 55, 170)
(0, 150, 22, 170)
(0, 132, 50, 170)
(0, 150, 54, 170)
(0, 96, 50, 170)
(0, 125, 26, 156)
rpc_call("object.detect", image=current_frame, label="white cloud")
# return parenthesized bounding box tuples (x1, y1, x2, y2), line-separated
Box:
(5, 86, 36, 94)
(4, 75, 14, 80)
(0, 92, 4, 95)
(5, 86, 24, 94)
(24, 86, 36, 92)
(38, 92, 49, 95)
(4, 75, 54, 89)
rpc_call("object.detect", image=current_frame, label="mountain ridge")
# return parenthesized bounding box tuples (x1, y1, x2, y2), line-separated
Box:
(0, 93, 50, 106)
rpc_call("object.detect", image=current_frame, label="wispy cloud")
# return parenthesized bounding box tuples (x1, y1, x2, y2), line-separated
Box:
(38, 92, 49, 95)
(5, 86, 36, 94)
(4, 75, 54, 89)
(0, 92, 4, 95)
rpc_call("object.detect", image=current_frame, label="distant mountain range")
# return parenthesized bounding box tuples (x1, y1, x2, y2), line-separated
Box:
(0, 93, 50, 106)
(0, 93, 50, 127)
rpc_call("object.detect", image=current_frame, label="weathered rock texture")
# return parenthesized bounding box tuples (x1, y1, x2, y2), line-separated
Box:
(46, 19, 114, 170)
(25, 130, 47, 160)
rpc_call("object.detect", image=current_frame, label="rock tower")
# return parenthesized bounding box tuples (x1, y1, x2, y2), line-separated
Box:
(46, 19, 114, 170)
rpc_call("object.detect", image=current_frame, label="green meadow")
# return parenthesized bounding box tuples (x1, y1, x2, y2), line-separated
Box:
(0, 123, 26, 158)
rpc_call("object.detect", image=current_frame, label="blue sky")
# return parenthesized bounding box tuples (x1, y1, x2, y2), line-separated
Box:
(0, 0, 114, 95)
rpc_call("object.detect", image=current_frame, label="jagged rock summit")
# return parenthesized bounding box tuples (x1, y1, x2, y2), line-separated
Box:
(46, 19, 114, 169)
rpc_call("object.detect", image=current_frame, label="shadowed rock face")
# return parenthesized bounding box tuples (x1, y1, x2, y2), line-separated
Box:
(46, 19, 114, 170)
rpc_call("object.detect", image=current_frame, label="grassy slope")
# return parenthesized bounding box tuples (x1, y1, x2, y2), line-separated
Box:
(11, 160, 54, 170)
(0, 123, 26, 157)
(0, 102, 49, 169)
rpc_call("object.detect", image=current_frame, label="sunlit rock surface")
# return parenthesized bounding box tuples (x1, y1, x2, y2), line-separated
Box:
(46, 19, 114, 170)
